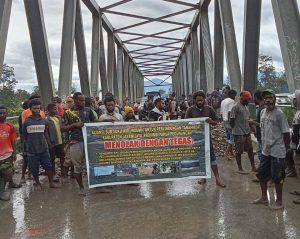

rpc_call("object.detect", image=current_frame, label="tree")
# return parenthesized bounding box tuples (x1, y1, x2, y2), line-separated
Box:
(15, 89, 30, 101)
(32, 85, 40, 95)
(1, 64, 17, 90)
(0, 64, 30, 115)
(257, 55, 288, 93)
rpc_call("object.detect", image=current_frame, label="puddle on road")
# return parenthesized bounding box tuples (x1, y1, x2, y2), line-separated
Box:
(138, 182, 153, 198)
(166, 180, 198, 197)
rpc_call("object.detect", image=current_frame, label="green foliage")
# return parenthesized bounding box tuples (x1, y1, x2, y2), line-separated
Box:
(32, 85, 40, 95)
(0, 64, 30, 116)
(257, 55, 288, 93)
(281, 106, 294, 126)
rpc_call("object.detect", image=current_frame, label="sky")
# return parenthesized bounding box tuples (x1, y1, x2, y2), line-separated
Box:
(3, 0, 300, 93)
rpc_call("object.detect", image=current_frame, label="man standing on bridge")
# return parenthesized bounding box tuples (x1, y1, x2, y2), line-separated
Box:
(148, 98, 166, 121)
(62, 92, 100, 195)
(253, 89, 290, 210)
(230, 91, 257, 174)
(185, 91, 226, 188)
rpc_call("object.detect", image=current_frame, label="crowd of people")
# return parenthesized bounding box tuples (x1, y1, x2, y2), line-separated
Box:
(0, 86, 300, 210)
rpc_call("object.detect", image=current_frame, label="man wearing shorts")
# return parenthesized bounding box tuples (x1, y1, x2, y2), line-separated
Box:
(230, 91, 257, 174)
(185, 91, 226, 188)
(0, 105, 17, 201)
(23, 99, 59, 190)
(62, 92, 100, 195)
(253, 89, 290, 210)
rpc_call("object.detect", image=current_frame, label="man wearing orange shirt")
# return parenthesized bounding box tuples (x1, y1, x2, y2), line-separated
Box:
(0, 105, 17, 201)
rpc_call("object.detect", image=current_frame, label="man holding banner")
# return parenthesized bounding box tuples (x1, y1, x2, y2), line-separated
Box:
(185, 91, 226, 188)
(62, 92, 105, 195)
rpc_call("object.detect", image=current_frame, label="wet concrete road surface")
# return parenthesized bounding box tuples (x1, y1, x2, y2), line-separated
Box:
(1, 155, 300, 239)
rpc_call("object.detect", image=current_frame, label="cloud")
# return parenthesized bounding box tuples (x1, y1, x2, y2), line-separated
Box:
(4, 0, 299, 92)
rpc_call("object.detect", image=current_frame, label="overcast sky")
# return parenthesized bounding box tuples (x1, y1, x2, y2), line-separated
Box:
(4, 0, 300, 93)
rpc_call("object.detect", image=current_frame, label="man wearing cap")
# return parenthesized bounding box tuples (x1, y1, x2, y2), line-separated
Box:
(253, 89, 290, 209)
(230, 91, 257, 174)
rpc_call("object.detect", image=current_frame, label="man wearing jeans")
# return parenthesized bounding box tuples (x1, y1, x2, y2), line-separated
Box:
(253, 89, 290, 210)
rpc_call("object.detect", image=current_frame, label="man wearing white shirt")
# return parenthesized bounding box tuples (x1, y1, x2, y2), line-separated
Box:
(220, 90, 237, 160)
(99, 97, 124, 122)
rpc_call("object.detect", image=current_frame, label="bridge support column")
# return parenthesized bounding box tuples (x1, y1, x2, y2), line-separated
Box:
(58, 0, 77, 98)
(99, 16, 108, 98)
(123, 53, 129, 99)
(186, 40, 194, 95)
(133, 65, 137, 101)
(90, 15, 99, 97)
(107, 32, 115, 93)
(272, 0, 300, 92)
(243, 0, 261, 94)
(191, 29, 200, 91)
(24, 0, 55, 105)
(128, 60, 133, 101)
(175, 66, 180, 95)
(200, 5, 214, 93)
(0, 0, 12, 77)
(75, 0, 90, 96)
(116, 44, 123, 102)
(178, 57, 184, 96)
(199, 27, 207, 93)
(213, 0, 224, 90)
(112, 44, 118, 101)
(218, 0, 241, 92)
(182, 51, 188, 96)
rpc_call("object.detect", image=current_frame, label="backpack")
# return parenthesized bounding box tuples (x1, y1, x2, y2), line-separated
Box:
(210, 90, 222, 109)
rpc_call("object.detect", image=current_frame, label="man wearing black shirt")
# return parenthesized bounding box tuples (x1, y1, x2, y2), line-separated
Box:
(148, 98, 166, 121)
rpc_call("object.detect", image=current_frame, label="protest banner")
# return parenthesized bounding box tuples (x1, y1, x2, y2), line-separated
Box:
(83, 118, 211, 188)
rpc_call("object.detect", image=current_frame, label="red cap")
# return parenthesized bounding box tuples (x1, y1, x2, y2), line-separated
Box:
(240, 91, 252, 100)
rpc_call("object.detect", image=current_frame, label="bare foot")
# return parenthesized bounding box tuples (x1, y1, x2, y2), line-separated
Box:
(252, 168, 258, 172)
(269, 201, 284, 210)
(34, 184, 43, 191)
(216, 181, 226, 188)
(78, 188, 87, 196)
(198, 179, 207, 185)
(253, 197, 269, 205)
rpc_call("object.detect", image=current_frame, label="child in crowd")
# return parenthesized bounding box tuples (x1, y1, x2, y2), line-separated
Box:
(46, 103, 65, 182)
